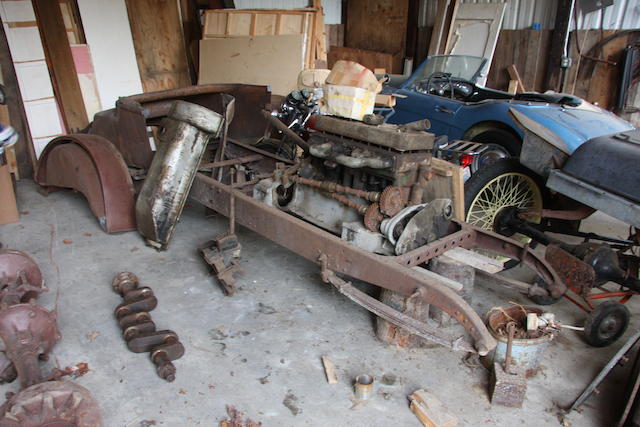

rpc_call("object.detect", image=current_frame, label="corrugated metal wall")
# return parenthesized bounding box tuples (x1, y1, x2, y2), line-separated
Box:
(234, 0, 342, 24)
(458, 0, 640, 30)
(232, 0, 640, 30)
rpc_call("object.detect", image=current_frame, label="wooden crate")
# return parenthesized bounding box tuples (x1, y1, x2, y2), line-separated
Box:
(203, 8, 327, 69)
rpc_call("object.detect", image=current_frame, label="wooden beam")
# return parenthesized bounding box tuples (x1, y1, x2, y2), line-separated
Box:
(0, 23, 36, 178)
(32, 0, 88, 133)
(125, 0, 191, 93)
(545, 0, 573, 92)
(507, 64, 526, 92)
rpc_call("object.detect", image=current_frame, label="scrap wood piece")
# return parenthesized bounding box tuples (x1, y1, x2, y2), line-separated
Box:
(321, 355, 338, 384)
(408, 389, 458, 427)
(507, 64, 526, 93)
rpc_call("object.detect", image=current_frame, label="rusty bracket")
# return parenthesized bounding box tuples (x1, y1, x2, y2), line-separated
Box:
(200, 234, 243, 296)
(319, 255, 476, 353)
(112, 272, 184, 382)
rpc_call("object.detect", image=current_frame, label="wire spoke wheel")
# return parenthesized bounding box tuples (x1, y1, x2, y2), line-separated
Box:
(464, 159, 544, 264)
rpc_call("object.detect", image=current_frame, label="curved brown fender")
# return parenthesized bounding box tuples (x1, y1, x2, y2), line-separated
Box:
(36, 134, 136, 233)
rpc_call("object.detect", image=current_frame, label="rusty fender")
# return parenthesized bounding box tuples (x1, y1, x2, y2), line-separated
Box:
(190, 172, 497, 355)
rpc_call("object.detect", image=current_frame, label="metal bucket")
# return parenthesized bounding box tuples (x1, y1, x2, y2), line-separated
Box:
(481, 306, 554, 377)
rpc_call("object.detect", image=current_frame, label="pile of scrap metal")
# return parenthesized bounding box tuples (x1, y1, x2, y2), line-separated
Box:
(0, 249, 101, 426)
(33, 83, 574, 357)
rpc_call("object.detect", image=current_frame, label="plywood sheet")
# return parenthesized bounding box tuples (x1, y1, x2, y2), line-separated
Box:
(125, 0, 191, 92)
(199, 35, 303, 96)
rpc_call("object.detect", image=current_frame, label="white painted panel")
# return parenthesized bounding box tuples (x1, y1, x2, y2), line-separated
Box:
(14, 61, 54, 101)
(33, 136, 55, 159)
(0, 0, 35, 22)
(4, 24, 44, 62)
(24, 99, 63, 138)
(77, 0, 143, 109)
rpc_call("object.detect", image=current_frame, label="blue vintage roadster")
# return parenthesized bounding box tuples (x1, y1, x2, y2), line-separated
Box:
(385, 55, 640, 347)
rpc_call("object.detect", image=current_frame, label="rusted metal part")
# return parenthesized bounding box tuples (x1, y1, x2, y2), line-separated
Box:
(363, 203, 384, 232)
(379, 186, 405, 216)
(212, 94, 235, 181)
(90, 84, 271, 169)
(545, 245, 596, 295)
(0, 380, 102, 426)
(150, 336, 184, 382)
(290, 176, 383, 202)
(190, 172, 496, 355)
(321, 262, 476, 353)
(0, 250, 45, 305)
(0, 303, 61, 389)
(261, 110, 310, 153)
(200, 234, 242, 295)
(136, 101, 223, 249)
(112, 272, 184, 382)
(328, 193, 368, 215)
(36, 134, 136, 233)
(200, 154, 263, 170)
(519, 205, 595, 221)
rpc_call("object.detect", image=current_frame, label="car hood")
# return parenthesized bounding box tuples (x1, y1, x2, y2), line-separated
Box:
(508, 102, 634, 153)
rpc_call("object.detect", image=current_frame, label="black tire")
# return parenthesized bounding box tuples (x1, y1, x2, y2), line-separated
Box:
(471, 128, 522, 156)
(584, 301, 630, 347)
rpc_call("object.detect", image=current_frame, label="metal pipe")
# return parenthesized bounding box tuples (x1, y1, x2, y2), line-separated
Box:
(291, 176, 381, 202)
(260, 110, 310, 153)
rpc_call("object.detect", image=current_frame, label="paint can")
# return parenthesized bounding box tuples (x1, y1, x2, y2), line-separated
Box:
(481, 306, 555, 377)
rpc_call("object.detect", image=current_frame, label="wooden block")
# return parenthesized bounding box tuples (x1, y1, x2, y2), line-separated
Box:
(408, 389, 458, 427)
(0, 164, 19, 225)
(373, 68, 386, 74)
(489, 362, 527, 407)
(441, 247, 504, 274)
(508, 80, 518, 94)
(321, 356, 338, 384)
(507, 64, 526, 93)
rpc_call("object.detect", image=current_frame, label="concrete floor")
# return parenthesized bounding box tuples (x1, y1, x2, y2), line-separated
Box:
(1, 180, 638, 426)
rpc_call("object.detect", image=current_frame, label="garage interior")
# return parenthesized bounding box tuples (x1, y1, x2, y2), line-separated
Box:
(0, 0, 640, 426)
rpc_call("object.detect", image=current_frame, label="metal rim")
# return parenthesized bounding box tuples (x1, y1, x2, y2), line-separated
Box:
(466, 172, 543, 261)
(597, 312, 626, 341)
(471, 144, 511, 173)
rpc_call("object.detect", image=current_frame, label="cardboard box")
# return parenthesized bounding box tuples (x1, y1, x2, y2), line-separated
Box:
(321, 84, 375, 121)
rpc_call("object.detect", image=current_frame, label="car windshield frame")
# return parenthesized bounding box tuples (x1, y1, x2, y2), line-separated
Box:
(401, 55, 488, 89)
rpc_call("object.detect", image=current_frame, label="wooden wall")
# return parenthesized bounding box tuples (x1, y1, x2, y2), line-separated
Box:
(345, 0, 408, 73)
(487, 29, 639, 111)
(487, 30, 552, 94)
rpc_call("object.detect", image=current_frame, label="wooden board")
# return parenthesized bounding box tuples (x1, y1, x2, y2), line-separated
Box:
(125, 0, 191, 92)
(345, 0, 409, 73)
(32, 0, 88, 132)
(486, 30, 552, 93)
(203, 8, 319, 69)
(198, 35, 303, 96)
(326, 24, 344, 48)
(328, 46, 398, 73)
(444, 2, 506, 86)
(425, 157, 464, 222)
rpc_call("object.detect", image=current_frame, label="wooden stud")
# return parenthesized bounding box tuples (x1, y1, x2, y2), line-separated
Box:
(32, 0, 88, 132)
(321, 356, 338, 384)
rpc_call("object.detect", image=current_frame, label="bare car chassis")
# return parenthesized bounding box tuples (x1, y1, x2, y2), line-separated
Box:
(36, 85, 566, 356)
